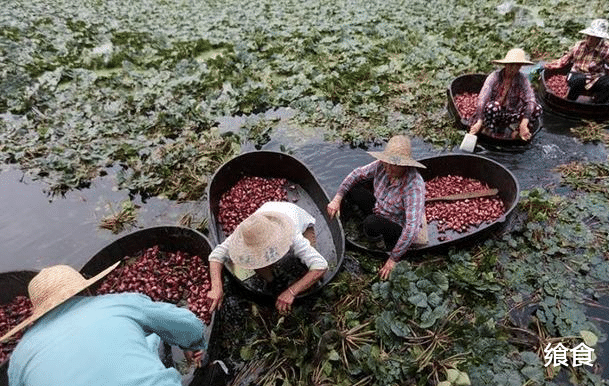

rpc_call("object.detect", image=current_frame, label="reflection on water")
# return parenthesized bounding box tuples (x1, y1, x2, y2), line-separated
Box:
(0, 169, 206, 272)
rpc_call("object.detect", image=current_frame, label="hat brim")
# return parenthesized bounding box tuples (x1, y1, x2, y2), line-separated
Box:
(228, 212, 294, 270)
(0, 261, 120, 343)
(367, 151, 426, 168)
(492, 59, 534, 65)
(580, 28, 609, 39)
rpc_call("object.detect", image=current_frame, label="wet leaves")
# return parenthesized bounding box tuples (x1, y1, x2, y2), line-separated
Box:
(2, 0, 605, 199)
(211, 163, 609, 386)
(2, 0, 609, 384)
(99, 200, 138, 234)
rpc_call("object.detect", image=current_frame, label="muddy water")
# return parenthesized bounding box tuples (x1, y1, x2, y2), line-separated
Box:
(0, 108, 607, 379)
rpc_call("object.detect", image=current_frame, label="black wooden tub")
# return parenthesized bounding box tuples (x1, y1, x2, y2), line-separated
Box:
(1, 227, 216, 385)
(448, 73, 543, 150)
(80, 226, 216, 383)
(340, 154, 520, 257)
(539, 67, 609, 121)
(0, 271, 38, 386)
(207, 151, 345, 300)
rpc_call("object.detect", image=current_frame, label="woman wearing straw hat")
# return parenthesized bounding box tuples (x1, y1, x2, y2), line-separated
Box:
(469, 48, 542, 141)
(207, 201, 328, 315)
(2, 263, 208, 386)
(327, 135, 426, 280)
(544, 19, 609, 104)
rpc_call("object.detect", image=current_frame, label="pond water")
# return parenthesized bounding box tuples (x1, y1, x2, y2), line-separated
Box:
(0, 108, 607, 381)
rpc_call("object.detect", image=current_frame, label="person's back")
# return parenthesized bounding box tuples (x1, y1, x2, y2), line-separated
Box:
(9, 293, 205, 386)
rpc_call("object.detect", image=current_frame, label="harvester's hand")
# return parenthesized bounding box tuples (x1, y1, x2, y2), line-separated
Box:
(327, 196, 342, 219)
(184, 350, 202, 368)
(379, 258, 396, 280)
(469, 120, 483, 135)
(207, 286, 223, 312)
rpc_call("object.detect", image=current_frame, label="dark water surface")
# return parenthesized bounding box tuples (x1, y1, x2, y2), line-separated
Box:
(0, 109, 608, 380)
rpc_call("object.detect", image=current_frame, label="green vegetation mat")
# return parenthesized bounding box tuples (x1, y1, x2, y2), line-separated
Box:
(1, 0, 607, 197)
(213, 163, 609, 385)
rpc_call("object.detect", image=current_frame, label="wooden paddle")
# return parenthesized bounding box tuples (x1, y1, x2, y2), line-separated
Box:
(426, 188, 498, 202)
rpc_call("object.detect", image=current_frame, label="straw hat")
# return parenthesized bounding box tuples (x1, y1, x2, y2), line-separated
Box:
(228, 211, 294, 270)
(367, 135, 426, 169)
(0, 262, 120, 343)
(580, 19, 609, 39)
(492, 48, 533, 65)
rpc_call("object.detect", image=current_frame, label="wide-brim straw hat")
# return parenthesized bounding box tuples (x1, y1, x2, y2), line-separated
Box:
(580, 19, 609, 39)
(367, 135, 426, 169)
(492, 48, 533, 65)
(0, 262, 120, 343)
(228, 211, 294, 270)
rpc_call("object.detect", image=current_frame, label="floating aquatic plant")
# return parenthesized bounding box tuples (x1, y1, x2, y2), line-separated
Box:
(99, 200, 138, 234)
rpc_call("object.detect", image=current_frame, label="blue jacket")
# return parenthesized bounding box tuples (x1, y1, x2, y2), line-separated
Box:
(8, 293, 207, 386)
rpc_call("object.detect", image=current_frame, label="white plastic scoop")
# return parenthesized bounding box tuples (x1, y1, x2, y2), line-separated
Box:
(459, 133, 478, 153)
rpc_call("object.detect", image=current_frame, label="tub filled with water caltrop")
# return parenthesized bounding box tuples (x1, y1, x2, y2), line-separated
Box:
(79, 226, 217, 382)
(207, 151, 345, 300)
(340, 153, 520, 256)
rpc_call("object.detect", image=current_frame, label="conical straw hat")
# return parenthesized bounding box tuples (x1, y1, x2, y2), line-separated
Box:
(367, 135, 426, 168)
(0, 262, 120, 343)
(492, 48, 533, 65)
(228, 211, 294, 270)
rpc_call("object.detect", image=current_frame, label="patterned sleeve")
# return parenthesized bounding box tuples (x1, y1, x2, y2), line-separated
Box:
(335, 161, 380, 198)
(474, 70, 499, 121)
(602, 43, 609, 71)
(545, 44, 576, 70)
(520, 74, 538, 119)
(389, 174, 426, 261)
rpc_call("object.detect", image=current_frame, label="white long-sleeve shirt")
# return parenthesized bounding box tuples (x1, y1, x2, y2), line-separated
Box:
(208, 202, 328, 270)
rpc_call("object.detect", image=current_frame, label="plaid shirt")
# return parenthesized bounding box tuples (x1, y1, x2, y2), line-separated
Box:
(336, 160, 425, 261)
(475, 68, 538, 121)
(546, 39, 609, 89)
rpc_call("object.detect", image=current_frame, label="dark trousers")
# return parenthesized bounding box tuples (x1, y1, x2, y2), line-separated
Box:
(347, 184, 402, 249)
(567, 73, 609, 104)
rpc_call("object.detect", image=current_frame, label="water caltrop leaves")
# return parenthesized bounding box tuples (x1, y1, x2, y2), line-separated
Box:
(1, 0, 605, 195)
(2, 0, 609, 385)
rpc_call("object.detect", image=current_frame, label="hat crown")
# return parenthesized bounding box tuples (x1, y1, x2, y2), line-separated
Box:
(384, 135, 413, 159)
(366, 135, 426, 168)
(28, 265, 88, 312)
(583, 19, 609, 37)
(228, 211, 293, 269)
(505, 48, 526, 61)
(493, 48, 531, 64)
(240, 215, 274, 247)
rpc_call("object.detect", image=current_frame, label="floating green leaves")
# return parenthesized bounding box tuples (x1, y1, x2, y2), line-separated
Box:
(2, 0, 605, 199)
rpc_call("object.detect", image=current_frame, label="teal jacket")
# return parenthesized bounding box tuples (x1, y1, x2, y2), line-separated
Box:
(8, 293, 207, 386)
